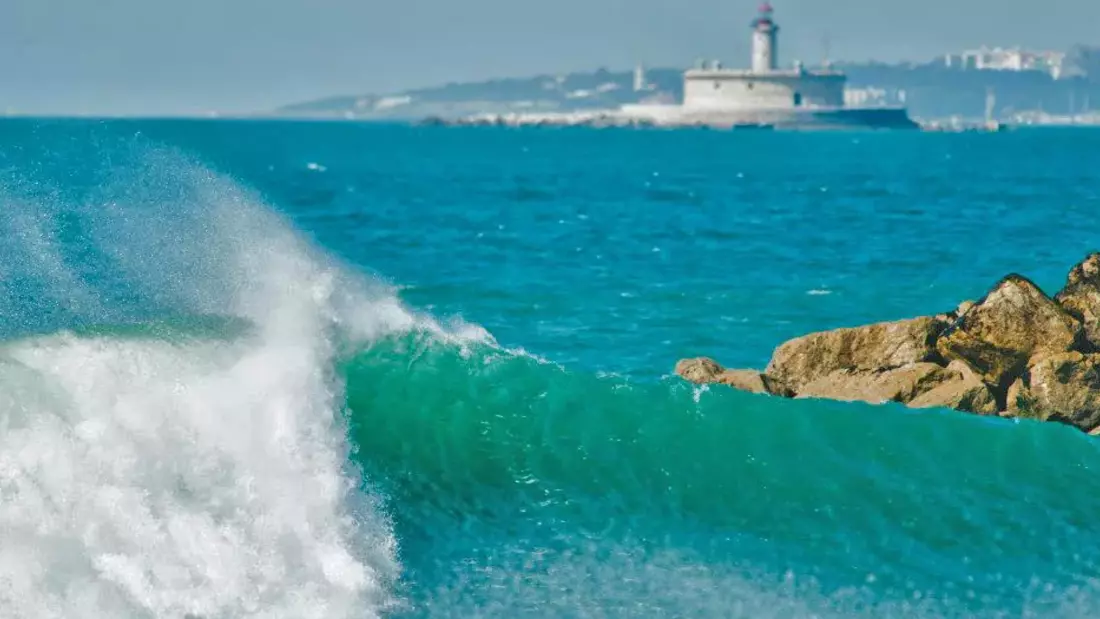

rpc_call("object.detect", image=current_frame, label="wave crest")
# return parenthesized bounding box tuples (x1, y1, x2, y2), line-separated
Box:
(0, 145, 441, 618)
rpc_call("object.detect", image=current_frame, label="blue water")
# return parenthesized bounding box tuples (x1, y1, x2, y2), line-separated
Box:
(1, 118, 1100, 618)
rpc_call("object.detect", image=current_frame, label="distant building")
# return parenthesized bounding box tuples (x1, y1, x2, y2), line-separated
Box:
(750, 4, 779, 72)
(633, 64, 651, 92)
(844, 87, 908, 108)
(374, 96, 413, 111)
(682, 3, 847, 110)
(943, 47, 1068, 78)
(618, 3, 917, 128)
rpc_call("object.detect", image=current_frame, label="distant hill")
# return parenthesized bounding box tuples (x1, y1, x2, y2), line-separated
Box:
(275, 53, 1100, 122)
(275, 67, 684, 120)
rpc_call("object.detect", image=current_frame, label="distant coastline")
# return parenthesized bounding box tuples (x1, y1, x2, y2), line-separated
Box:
(5, 113, 1100, 132)
(271, 60, 1100, 127)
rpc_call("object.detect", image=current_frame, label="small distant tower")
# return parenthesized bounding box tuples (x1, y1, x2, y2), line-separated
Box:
(751, 2, 779, 72)
(633, 64, 648, 91)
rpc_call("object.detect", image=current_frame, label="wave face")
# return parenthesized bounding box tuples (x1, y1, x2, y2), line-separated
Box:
(347, 334, 1100, 618)
(4, 119, 1100, 618)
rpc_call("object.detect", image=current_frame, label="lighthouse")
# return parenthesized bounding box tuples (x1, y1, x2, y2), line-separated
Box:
(668, 3, 918, 128)
(751, 3, 779, 72)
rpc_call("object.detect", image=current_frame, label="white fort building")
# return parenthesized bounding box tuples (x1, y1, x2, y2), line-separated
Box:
(624, 3, 917, 129)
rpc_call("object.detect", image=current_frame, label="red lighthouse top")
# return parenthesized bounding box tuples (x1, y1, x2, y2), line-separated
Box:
(753, 2, 776, 28)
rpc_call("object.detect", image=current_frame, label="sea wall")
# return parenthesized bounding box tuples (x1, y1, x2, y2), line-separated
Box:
(683, 71, 845, 110)
(432, 105, 919, 130)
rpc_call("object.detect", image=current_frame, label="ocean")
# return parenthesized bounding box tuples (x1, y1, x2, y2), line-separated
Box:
(1, 118, 1099, 618)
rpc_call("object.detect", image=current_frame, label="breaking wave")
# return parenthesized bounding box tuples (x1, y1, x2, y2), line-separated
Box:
(0, 145, 456, 618)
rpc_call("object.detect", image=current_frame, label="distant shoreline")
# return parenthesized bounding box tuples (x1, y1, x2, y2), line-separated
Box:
(2, 114, 1100, 131)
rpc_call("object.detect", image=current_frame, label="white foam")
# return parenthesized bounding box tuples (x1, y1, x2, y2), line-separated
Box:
(0, 148, 432, 618)
(0, 331, 395, 618)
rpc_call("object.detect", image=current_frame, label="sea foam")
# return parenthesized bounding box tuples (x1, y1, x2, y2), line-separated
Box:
(0, 146, 437, 618)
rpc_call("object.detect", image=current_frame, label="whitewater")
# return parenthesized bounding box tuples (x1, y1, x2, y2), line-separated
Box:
(2, 119, 1100, 618)
(0, 144, 431, 618)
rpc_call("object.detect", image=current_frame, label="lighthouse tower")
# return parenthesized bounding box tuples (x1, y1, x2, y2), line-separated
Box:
(751, 3, 779, 72)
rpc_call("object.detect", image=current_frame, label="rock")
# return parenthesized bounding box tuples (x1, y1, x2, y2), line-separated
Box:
(715, 370, 769, 394)
(1020, 352, 1100, 432)
(1004, 377, 1031, 416)
(766, 317, 947, 392)
(675, 357, 724, 384)
(936, 275, 1083, 391)
(1055, 252, 1100, 349)
(907, 360, 998, 415)
(674, 359, 790, 396)
(673, 254, 1100, 436)
(760, 375, 796, 397)
(936, 300, 976, 324)
(956, 300, 976, 318)
(795, 362, 951, 405)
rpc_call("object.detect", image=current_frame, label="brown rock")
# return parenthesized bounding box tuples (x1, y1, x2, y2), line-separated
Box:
(766, 317, 947, 393)
(712, 370, 793, 396)
(1055, 252, 1100, 349)
(936, 275, 1083, 391)
(675, 359, 791, 396)
(936, 300, 977, 324)
(1022, 352, 1100, 432)
(675, 357, 724, 384)
(907, 360, 998, 415)
(1004, 377, 1032, 417)
(673, 255, 1100, 435)
(715, 369, 769, 394)
(795, 362, 951, 405)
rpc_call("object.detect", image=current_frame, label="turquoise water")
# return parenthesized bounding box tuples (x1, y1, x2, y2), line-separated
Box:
(1, 119, 1100, 618)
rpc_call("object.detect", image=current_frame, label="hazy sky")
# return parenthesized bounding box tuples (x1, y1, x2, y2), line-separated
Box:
(1, 0, 1097, 115)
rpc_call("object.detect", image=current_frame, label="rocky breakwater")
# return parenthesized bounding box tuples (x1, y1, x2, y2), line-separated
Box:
(426, 111, 659, 128)
(676, 253, 1100, 434)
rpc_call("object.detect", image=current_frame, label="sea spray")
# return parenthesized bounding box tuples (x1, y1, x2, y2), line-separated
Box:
(0, 147, 411, 618)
